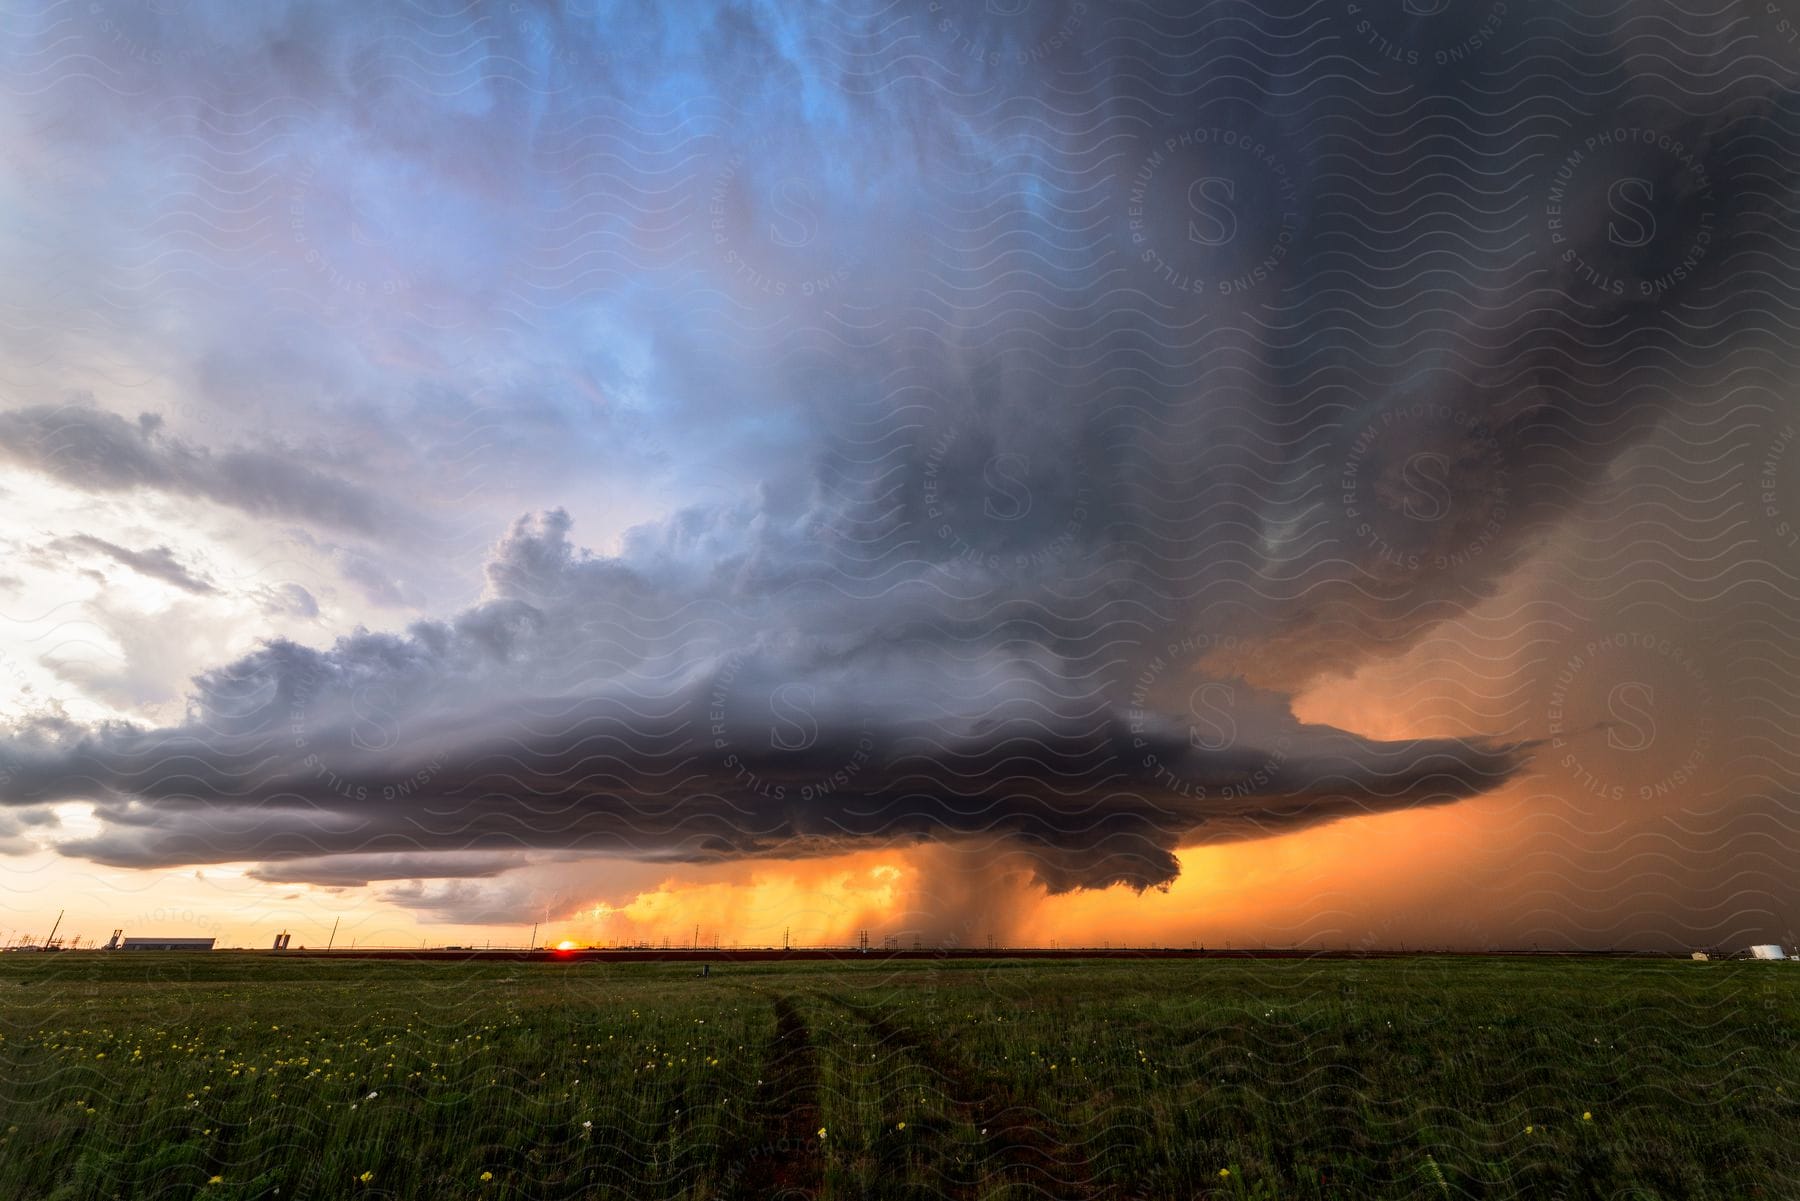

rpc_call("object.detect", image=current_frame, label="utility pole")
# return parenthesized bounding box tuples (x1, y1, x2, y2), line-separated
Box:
(43, 909, 63, 949)
(693, 923, 699, 951)
(529, 921, 538, 950)
(783, 926, 790, 951)
(326, 917, 339, 951)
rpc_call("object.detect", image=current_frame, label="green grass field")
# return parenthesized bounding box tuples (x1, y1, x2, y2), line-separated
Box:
(0, 954, 1794, 1200)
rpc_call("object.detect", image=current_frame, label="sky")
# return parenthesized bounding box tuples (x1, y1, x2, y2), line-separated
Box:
(1, 0, 1797, 952)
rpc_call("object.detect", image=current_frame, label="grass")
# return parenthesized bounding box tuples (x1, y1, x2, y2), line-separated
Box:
(0, 954, 1794, 1199)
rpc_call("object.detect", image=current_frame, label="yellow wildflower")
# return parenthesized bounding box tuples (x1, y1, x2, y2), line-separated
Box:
(358, 1170, 374, 1183)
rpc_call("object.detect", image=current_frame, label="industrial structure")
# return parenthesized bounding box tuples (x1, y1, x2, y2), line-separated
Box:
(118, 936, 216, 952)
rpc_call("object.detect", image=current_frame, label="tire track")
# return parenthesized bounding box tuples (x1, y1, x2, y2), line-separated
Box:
(720, 993, 823, 1201)
(824, 991, 1105, 1201)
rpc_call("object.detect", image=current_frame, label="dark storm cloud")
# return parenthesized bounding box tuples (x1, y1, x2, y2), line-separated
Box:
(1039, 5, 1791, 692)
(51, 535, 218, 596)
(377, 877, 569, 927)
(0, 808, 50, 856)
(0, 0, 1793, 914)
(246, 850, 546, 888)
(2, 508, 1531, 891)
(0, 405, 415, 538)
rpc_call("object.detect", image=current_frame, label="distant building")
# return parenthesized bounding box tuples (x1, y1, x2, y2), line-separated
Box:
(118, 936, 216, 952)
(1748, 944, 1788, 960)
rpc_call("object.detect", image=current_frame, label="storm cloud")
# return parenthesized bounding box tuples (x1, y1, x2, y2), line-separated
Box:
(2, 509, 1532, 891)
(0, 405, 417, 538)
(0, 0, 1795, 940)
(51, 535, 218, 596)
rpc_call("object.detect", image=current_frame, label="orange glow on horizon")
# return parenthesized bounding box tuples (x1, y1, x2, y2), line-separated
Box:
(553, 778, 1527, 952)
